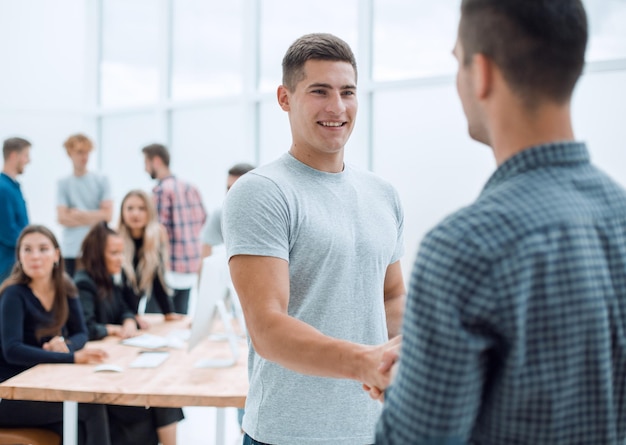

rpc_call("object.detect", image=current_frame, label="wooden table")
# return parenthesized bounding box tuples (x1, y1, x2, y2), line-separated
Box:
(0, 316, 248, 445)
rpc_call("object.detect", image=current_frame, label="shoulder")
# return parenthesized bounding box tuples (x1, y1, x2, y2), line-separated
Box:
(0, 284, 29, 305)
(74, 270, 96, 289)
(57, 175, 72, 187)
(0, 174, 14, 192)
(87, 172, 110, 185)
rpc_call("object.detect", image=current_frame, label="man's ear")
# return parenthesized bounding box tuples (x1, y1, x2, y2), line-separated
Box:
(277, 85, 290, 111)
(472, 53, 493, 100)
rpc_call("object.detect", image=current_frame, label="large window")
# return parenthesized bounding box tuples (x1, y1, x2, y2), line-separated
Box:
(171, 0, 244, 100)
(258, 0, 359, 92)
(100, 0, 160, 107)
(373, 1, 458, 81)
(585, 0, 626, 62)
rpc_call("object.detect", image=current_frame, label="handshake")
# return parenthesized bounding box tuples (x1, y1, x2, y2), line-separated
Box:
(361, 335, 402, 402)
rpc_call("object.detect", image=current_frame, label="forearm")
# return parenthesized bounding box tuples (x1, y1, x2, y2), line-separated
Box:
(65, 209, 110, 226)
(249, 310, 377, 382)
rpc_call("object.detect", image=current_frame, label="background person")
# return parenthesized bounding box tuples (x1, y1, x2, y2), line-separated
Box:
(142, 144, 206, 315)
(75, 222, 184, 445)
(375, 1, 626, 444)
(57, 133, 112, 277)
(0, 225, 110, 445)
(0, 137, 31, 282)
(223, 33, 405, 445)
(117, 190, 180, 326)
(201, 162, 255, 258)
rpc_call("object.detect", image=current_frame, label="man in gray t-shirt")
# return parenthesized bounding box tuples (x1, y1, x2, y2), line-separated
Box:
(57, 134, 112, 276)
(223, 33, 406, 445)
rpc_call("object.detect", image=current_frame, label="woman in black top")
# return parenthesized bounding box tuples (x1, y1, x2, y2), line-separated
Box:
(0, 225, 110, 445)
(75, 223, 183, 445)
(118, 190, 181, 327)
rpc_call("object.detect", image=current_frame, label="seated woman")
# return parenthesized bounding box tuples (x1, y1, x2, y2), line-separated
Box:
(0, 225, 111, 445)
(118, 190, 181, 325)
(74, 222, 183, 445)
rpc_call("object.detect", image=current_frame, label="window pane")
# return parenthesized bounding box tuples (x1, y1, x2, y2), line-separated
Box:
(171, 104, 252, 211)
(172, 0, 244, 100)
(373, 1, 458, 81)
(100, 113, 160, 219)
(100, 0, 160, 107)
(259, 0, 358, 92)
(585, 0, 626, 61)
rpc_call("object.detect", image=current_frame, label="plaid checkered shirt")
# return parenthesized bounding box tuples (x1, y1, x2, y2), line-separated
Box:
(153, 176, 207, 274)
(376, 142, 626, 444)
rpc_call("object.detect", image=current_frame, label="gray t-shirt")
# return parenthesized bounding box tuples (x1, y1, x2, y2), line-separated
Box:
(57, 172, 111, 257)
(223, 153, 404, 445)
(201, 207, 223, 246)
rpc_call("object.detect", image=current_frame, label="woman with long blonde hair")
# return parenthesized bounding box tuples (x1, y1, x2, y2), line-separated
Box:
(117, 190, 179, 324)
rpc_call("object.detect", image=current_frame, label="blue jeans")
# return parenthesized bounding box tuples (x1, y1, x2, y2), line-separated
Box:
(243, 433, 272, 445)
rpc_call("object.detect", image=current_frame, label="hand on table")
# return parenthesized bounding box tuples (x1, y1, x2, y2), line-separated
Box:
(43, 336, 69, 353)
(74, 348, 109, 364)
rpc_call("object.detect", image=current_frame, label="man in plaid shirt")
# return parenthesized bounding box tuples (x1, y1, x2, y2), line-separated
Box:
(142, 143, 207, 314)
(375, 1, 626, 444)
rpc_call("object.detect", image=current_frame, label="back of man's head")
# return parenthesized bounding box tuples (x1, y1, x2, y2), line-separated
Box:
(142, 143, 170, 167)
(459, 0, 587, 107)
(3, 137, 31, 161)
(228, 163, 255, 178)
(282, 33, 357, 92)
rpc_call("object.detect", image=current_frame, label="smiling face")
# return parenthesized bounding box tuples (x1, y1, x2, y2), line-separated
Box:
(19, 232, 60, 281)
(278, 59, 357, 171)
(104, 234, 124, 275)
(121, 194, 149, 235)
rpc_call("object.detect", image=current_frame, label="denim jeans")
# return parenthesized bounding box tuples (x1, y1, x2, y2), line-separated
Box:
(243, 433, 272, 445)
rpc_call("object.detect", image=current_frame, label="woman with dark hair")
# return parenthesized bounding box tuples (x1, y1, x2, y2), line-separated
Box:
(0, 224, 111, 445)
(75, 222, 183, 445)
(74, 222, 137, 340)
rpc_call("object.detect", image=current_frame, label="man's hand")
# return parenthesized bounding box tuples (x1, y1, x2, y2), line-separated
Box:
(363, 335, 402, 401)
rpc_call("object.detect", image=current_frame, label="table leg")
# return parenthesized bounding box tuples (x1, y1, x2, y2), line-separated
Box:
(63, 401, 78, 445)
(216, 408, 225, 445)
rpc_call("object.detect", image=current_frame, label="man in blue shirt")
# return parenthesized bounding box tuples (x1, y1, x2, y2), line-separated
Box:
(375, 1, 626, 444)
(0, 137, 31, 282)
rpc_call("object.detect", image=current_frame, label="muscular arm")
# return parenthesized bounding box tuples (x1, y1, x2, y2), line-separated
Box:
(57, 200, 113, 227)
(229, 255, 395, 389)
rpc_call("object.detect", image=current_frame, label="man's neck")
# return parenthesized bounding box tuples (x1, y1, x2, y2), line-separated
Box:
(490, 102, 575, 166)
(289, 146, 345, 174)
(73, 167, 88, 177)
(156, 168, 172, 181)
(2, 166, 18, 180)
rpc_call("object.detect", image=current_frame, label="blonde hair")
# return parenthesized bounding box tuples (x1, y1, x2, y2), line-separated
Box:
(117, 190, 169, 296)
(63, 133, 93, 155)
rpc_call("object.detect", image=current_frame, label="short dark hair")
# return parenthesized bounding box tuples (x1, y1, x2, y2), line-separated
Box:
(3, 137, 31, 161)
(459, 0, 588, 107)
(142, 143, 170, 167)
(282, 33, 357, 91)
(228, 163, 255, 177)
